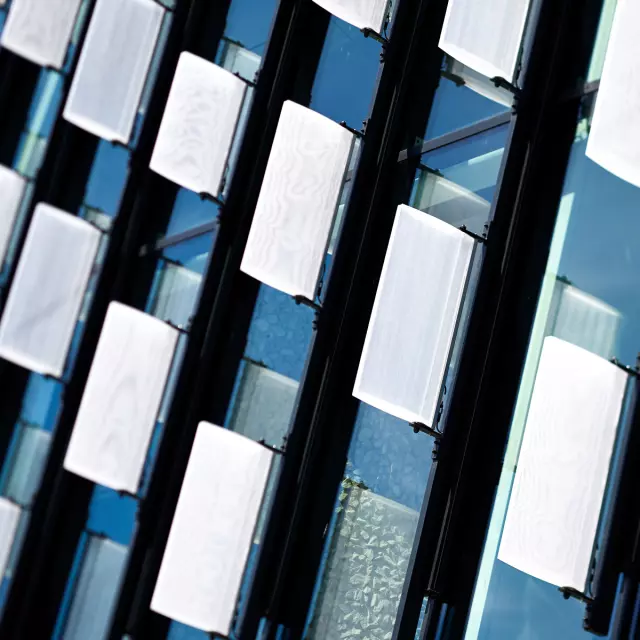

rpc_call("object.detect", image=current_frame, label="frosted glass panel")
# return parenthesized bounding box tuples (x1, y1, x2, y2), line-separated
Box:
(0, 166, 26, 266)
(439, 0, 531, 81)
(0, 0, 82, 68)
(150, 53, 246, 196)
(0, 498, 20, 580)
(0, 204, 100, 378)
(354, 205, 474, 426)
(308, 485, 418, 639)
(586, 0, 640, 188)
(498, 337, 628, 591)
(241, 101, 353, 299)
(150, 261, 202, 330)
(63, 0, 164, 143)
(444, 58, 514, 106)
(151, 422, 273, 635)
(229, 361, 298, 448)
(64, 536, 128, 640)
(64, 302, 178, 493)
(312, 0, 389, 32)
(5, 425, 51, 506)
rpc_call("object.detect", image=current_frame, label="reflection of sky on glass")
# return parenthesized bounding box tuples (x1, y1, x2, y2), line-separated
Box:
(224, 0, 278, 54)
(165, 189, 219, 238)
(83, 142, 129, 216)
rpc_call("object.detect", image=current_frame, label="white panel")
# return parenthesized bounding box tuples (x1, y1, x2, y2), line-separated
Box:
(64, 536, 128, 640)
(445, 59, 514, 106)
(0, 165, 26, 267)
(241, 101, 353, 299)
(150, 53, 246, 196)
(354, 204, 474, 426)
(0, 0, 82, 68)
(498, 337, 628, 590)
(151, 422, 273, 635)
(439, 0, 531, 81)
(0, 498, 20, 579)
(312, 0, 388, 32)
(63, 0, 164, 143)
(0, 204, 100, 378)
(586, 0, 640, 188)
(229, 362, 299, 448)
(5, 425, 51, 506)
(63, 302, 178, 493)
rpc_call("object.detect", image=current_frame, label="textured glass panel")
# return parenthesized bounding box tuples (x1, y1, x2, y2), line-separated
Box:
(586, 0, 640, 187)
(64, 302, 179, 493)
(0, 0, 82, 68)
(150, 53, 246, 196)
(498, 337, 627, 591)
(241, 101, 354, 299)
(0, 166, 26, 267)
(439, 0, 531, 81)
(220, 40, 261, 84)
(229, 361, 298, 448)
(308, 485, 418, 639)
(151, 423, 273, 635)
(0, 204, 101, 378)
(63, 0, 164, 143)
(150, 261, 203, 330)
(312, 0, 388, 32)
(0, 499, 20, 580)
(354, 205, 474, 426)
(4, 425, 50, 507)
(63, 536, 128, 640)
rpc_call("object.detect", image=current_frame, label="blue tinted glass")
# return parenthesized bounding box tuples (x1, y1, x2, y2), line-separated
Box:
(86, 486, 137, 547)
(168, 621, 208, 639)
(310, 18, 381, 129)
(165, 190, 219, 238)
(83, 142, 130, 216)
(224, 0, 278, 55)
(19, 374, 63, 431)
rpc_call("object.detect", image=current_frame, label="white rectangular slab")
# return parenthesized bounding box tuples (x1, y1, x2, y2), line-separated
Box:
(0, 0, 82, 68)
(498, 336, 628, 590)
(63, 0, 164, 143)
(63, 536, 128, 640)
(64, 302, 178, 493)
(439, 0, 531, 81)
(151, 422, 273, 635)
(0, 165, 26, 267)
(312, 0, 388, 32)
(150, 52, 246, 196)
(0, 204, 100, 378)
(586, 0, 640, 188)
(354, 204, 474, 426)
(241, 101, 353, 299)
(0, 498, 20, 580)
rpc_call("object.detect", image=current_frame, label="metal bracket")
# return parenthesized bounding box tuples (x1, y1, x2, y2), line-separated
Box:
(559, 586, 593, 605)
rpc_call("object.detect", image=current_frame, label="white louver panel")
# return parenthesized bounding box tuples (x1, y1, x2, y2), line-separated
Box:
(586, 0, 640, 188)
(498, 337, 628, 590)
(354, 204, 474, 426)
(241, 101, 353, 299)
(0, 165, 26, 266)
(150, 52, 246, 196)
(439, 0, 531, 82)
(1, 0, 82, 68)
(311, 0, 389, 32)
(151, 422, 273, 635)
(0, 498, 20, 579)
(0, 204, 100, 378)
(64, 302, 178, 493)
(63, 0, 164, 143)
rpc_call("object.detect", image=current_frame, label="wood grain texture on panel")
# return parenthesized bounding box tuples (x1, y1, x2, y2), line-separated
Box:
(311, 0, 389, 32)
(439, 0, 531, 81)
(498, 337, 628, 590)
(0, 204, 101, 378)
(150, 53, 246, 196)
(0, 165, 26, 267)
(0, 0, 82, 68)
(0, 499, 21, 580)
(63, 0, 164, 143)
(63, 302, 178, 493)
(586, 0, 640, 188)
(151, 422, 273, 635)
(241, 101, 353, 299)
(353, 204, 474, 426)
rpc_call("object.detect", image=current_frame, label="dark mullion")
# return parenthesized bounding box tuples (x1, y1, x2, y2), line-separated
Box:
(408, 0, 608, 637)
(0, 1, 195, 637)
(249, 0, 452, 637)
(119, 2, 332, 637)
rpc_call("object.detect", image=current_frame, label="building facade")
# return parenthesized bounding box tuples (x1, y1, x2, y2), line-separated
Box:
(0, 0, 637, 639)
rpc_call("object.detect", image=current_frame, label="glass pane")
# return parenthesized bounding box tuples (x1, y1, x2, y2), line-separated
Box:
(164, 189, 219, 238)
(587, 0, 617, 83)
